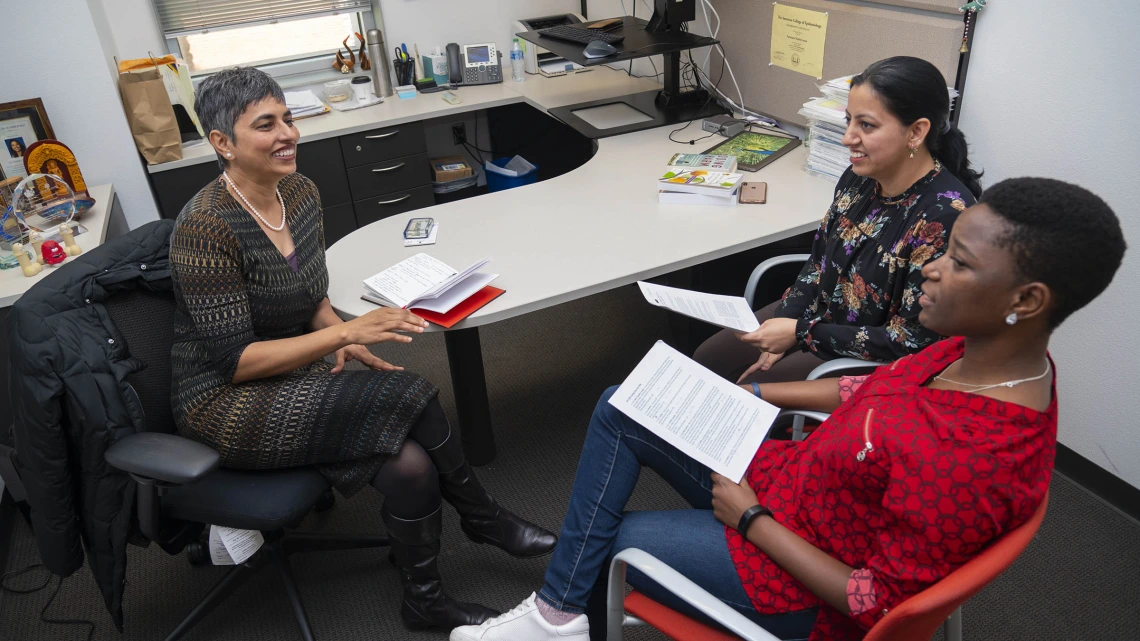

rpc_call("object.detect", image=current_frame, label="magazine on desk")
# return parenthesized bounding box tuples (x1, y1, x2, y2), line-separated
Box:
(362, 253, 504, 327)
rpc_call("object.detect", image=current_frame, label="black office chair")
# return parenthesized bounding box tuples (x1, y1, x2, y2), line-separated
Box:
(102, 288, 389, 641)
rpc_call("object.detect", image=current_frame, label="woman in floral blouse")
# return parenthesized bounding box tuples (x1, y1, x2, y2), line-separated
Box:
(695, 57, 984, 384)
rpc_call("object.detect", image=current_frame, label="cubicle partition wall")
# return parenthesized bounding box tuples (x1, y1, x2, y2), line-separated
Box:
(709, 0, 968, 125)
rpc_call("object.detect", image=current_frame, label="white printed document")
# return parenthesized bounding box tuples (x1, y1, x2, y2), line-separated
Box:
(209, 525, 264, 565)
(363, 253, 493, 310)
(638, 282, 760, 333)
(609, 341, 779, 483)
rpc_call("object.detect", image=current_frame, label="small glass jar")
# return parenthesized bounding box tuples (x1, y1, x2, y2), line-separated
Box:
(323, 79, 351, 103)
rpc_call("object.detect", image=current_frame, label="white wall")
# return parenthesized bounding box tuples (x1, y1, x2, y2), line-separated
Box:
(0, 2, 159, 228)
(92, 0, 168, 65)
(958, 0, 1140, 489)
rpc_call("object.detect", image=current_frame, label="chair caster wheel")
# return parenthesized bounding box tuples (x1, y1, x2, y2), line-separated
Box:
(186, 541, 210, 566)
(314, 490, 336, 512)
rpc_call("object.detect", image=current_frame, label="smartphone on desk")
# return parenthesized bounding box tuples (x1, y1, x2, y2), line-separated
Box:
(739, 182, 767, 204)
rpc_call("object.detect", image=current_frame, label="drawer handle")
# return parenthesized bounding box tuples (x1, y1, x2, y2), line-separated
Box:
(365, 130, 399, 139)
(372, 162, 406, 173)
(376, 194, 412, 205)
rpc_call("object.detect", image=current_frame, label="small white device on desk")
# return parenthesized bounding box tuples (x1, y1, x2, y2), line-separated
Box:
(513, 14, 592, 77)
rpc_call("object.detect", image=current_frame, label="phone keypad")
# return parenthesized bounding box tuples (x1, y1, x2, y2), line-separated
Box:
(464, 66, 501, 85)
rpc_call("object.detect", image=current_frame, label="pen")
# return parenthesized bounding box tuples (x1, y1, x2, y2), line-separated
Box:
(401, 43, 409, 57)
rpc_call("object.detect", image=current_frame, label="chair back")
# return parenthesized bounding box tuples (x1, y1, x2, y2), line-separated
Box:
(864, 492, 1050, 641)
(103, 288, 178, 435)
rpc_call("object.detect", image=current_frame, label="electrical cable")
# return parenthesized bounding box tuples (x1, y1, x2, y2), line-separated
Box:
(2, 564, 95, 641)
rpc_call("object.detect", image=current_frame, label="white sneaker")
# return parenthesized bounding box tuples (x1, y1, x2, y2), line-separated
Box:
(449, 593, 589, 641)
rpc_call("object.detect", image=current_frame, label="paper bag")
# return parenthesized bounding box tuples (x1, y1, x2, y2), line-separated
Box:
(118, 67, 182, 164)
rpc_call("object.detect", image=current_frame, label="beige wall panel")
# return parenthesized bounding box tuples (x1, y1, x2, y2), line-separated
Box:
(711, 0, 964, 125)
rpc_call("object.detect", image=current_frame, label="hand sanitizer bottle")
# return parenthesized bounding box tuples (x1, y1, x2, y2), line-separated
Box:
(511, 38, 525, 82)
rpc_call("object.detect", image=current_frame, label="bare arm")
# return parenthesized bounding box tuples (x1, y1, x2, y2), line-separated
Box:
(738, 378, 844, 413)
(747, 515, 854, 614)
(308, 297, 344, 332)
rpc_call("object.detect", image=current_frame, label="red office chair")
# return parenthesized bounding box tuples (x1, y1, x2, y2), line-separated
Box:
(608, 491, 1050, 641)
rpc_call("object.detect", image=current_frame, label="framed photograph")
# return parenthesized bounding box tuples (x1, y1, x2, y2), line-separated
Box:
(702, 130, 802, 173)
(0, 98, 56, 180)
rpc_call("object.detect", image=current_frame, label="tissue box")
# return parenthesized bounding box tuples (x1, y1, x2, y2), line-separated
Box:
(431, 156, 473, 182)
(396, 85, 417, 99)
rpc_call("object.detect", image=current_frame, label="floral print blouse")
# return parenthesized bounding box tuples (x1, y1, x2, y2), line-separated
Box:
(775, 162, 975, 362)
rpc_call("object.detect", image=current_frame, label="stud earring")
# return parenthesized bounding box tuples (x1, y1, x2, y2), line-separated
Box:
(226, 153, 232, 158)
(908, 146, 916, 159)
(1005, 312, 1018, 326)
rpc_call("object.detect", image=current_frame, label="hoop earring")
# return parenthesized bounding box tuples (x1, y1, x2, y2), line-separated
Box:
(1005, 312, 1018, 326)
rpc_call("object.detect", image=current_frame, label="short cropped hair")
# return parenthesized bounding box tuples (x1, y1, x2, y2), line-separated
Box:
(195, 67, 286, 170)
(982, 177, 1126, 328)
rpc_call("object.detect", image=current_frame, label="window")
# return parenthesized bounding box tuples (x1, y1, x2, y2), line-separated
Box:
(153, 0, 374, 77)
(176, 13, 359, 75)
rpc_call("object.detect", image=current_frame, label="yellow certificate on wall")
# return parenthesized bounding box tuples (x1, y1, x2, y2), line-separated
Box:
(770, 3, 829, 79)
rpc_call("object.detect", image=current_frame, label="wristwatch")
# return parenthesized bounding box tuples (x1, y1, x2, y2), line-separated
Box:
(737, 504, 772, 535)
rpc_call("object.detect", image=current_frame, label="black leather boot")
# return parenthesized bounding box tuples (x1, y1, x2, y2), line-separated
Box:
(438, 460, 558, 558)
(382, 506, 499, 630)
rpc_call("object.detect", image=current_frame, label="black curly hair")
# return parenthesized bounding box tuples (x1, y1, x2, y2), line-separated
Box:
(981, 177, 1126, 328)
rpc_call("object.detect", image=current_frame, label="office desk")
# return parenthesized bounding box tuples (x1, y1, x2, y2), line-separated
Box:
(326, 101, 835, 463)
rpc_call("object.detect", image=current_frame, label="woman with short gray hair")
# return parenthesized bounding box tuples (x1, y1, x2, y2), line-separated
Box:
(168, 66, 555, 631)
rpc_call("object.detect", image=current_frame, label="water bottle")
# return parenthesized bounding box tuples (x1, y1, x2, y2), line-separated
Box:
(510, 38, 525, 83)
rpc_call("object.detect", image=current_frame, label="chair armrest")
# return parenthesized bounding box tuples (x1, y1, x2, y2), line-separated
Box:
(777, 409, 832, 425)
(743, 254, 811, 309)
(606, 548, 782, 641)
(805, 358, 881, 381)
(105, 432, 220, 485)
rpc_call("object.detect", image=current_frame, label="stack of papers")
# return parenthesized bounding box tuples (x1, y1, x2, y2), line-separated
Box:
(283, 90, 328, 118)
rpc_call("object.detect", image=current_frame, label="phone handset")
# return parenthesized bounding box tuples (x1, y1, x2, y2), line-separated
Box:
(446, 43, 463, 85)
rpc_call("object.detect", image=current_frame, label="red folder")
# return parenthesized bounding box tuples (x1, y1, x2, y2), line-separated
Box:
(410, 286, 505, 328)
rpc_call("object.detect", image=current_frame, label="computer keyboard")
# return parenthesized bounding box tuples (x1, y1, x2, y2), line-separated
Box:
(537, 25, 625, 45)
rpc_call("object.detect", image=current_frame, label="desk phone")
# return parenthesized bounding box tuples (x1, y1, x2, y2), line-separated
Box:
(447, 42, 503, 86)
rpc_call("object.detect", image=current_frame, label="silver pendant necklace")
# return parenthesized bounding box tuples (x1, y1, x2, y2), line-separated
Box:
(934, 360, 1051, 393)
(223, 171, 286, 232)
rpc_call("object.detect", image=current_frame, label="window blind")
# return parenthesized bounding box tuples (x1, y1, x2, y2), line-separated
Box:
(154, 0, 371, 35)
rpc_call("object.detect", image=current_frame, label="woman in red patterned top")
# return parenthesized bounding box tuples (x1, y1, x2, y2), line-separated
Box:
(452, 180, 1126, 641)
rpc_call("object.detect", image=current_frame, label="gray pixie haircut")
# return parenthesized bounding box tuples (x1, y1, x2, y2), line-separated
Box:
(196, 66, 286, 170)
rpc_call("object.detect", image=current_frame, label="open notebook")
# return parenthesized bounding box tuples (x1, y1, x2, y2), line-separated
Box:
(362, 253, 504, 327)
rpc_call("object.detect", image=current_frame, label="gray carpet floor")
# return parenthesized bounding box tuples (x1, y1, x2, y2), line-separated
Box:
(2, 285, 1138, 641)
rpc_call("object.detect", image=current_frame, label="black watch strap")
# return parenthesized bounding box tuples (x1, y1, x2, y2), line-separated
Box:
(737, 504, 772, 535)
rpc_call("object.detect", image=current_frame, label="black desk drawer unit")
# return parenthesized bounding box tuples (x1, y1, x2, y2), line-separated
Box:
(340, 121, 426, 168)
(347, 153, 431, 201)
(354, 186, 435, 227)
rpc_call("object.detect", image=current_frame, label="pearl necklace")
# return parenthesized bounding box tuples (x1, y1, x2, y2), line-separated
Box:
(223, 171, 286, 232)
(934, 360, 1051, 393)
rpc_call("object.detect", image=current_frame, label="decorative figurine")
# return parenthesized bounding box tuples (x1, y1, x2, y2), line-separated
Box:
(334, 35, 357, 73)
(60, 223, 82, 256)
(28, 230, 45, 264)
(40, 239, 66, 265)
(13, 242, 43, 277)
(21, 140, 96, 218)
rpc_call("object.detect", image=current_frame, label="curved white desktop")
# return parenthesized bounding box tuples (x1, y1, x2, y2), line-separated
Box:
(311, 69, 838, 463)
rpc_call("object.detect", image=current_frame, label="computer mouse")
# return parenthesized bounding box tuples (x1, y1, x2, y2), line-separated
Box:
(583, 40, 618, 58)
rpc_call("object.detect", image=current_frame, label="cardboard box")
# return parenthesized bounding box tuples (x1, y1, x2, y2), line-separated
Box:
(431, 155, 473, 182)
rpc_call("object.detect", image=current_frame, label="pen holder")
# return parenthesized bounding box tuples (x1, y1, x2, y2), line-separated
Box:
(394, 59, 416, 87)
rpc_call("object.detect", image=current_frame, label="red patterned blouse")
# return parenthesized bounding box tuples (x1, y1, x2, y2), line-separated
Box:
(725, 337, 1056, 641)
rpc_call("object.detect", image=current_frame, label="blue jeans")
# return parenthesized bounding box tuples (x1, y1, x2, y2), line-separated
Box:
(539, 386, 817, 640)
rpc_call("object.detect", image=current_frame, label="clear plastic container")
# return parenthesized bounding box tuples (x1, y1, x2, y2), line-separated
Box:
(323, 79, 351, 103)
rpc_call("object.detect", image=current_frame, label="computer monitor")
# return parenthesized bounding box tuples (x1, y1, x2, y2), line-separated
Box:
(646, 0, 696, 33)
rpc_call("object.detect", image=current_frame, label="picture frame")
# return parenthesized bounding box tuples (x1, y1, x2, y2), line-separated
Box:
(701, 129, 802, 173)
(0, 98, 56, 179)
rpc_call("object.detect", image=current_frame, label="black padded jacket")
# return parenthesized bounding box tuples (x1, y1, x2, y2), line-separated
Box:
(7, 219, 174, 629)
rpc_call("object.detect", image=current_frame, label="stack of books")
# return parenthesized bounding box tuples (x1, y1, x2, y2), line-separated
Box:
(799, 76, 853, 181)
(657, 154, 743, 206)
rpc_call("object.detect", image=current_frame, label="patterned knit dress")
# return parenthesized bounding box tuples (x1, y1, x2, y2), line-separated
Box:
(169, 173, 437, 496)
